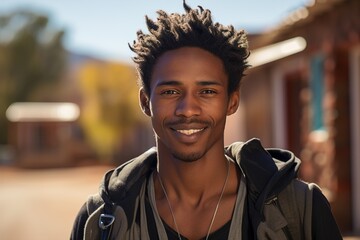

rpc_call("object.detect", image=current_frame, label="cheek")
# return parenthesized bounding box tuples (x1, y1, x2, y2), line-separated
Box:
(149, 101, 166, 116)
(149, 102, 170, 125)
(204, 99, 229, 115)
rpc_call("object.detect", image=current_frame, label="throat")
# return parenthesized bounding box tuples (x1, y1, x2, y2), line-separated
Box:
(155, 159, 231, 240)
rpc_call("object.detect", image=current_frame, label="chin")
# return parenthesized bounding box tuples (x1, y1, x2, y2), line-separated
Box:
(171, 150, 204, 163)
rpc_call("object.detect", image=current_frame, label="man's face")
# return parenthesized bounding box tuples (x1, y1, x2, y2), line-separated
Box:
(141, 47, 239, 162)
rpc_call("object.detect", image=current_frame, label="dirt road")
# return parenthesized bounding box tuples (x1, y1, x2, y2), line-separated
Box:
(0, 165, 113, 240)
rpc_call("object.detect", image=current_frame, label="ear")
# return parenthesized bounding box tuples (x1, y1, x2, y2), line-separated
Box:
(139, 88, 151, 116)
(227, 90, 240, 116)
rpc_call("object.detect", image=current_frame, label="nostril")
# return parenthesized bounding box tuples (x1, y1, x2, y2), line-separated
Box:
(175, 98, 201, 117)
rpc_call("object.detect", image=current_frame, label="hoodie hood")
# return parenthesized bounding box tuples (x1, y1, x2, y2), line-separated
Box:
(99, 147, 158, 207)
(226, 138, 301, 215)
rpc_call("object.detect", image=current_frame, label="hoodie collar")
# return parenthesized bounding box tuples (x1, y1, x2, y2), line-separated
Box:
(101, 138, 300, 207)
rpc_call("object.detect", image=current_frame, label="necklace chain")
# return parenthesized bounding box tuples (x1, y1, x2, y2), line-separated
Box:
(157, 159, 230, 240)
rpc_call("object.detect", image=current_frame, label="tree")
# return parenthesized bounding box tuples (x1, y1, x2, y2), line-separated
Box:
(0, 9, 67, 144)
(77, 60, 147, 161)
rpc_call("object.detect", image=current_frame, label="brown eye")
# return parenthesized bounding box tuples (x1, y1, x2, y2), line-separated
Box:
(201, 89, 216, 95)
(161, 90, 179, 95)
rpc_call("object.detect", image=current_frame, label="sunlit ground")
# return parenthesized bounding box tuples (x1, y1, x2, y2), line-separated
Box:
(0, 165, 112, 240)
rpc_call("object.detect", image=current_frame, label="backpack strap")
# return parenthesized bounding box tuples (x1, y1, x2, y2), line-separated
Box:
(257, 199, 288, 240)
(86, 194, 105, 215)
(85, 194, 116, 240)
(99, 200, 116, 240)
(275, 179, 319, 240)
(257, 179, 318, 240)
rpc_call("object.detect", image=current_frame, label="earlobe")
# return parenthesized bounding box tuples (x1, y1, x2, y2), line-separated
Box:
(139, 88, 151, 116)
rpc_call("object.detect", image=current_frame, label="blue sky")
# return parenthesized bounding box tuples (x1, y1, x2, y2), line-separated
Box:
(0, 0, 310, 63)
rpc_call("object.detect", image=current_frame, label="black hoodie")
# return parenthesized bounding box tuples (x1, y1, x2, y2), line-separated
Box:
(70, 138, 342, 240)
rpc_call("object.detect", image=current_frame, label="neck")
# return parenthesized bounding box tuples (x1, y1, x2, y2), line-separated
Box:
(154, 156, 234, 240)
(156, 149, 229, 204)
(154, 143, 240, 240)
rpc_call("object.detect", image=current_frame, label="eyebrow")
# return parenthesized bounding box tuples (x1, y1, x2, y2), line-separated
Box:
(155, 80, 223, 88)
(155, 80, 181, 87)
(197, 80, 223, 86)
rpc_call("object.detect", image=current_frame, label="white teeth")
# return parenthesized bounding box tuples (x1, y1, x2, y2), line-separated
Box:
(177, 128, 204, 135)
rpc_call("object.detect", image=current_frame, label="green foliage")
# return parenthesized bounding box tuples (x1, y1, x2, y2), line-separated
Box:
(0, 9, 67, 144)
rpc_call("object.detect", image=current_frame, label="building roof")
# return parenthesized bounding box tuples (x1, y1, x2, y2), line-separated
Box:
(6, 102, 80, 122)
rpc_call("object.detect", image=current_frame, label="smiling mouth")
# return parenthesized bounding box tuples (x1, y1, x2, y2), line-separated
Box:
(176, 128, 205, 135)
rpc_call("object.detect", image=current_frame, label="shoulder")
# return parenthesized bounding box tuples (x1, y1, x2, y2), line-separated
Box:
(70, 202, 90, 240)
(280, 180, 342, 239)
(311, 187, 343, 239)
(86, 194, 105, 214)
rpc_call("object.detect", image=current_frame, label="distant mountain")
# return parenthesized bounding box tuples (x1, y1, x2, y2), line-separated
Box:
(67, 51, 105, 70)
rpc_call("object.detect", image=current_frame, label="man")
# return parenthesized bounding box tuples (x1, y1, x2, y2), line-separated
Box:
(71, 2, 342, 239)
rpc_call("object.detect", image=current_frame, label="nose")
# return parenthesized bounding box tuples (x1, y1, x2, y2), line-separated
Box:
(175, 93, 201, 118)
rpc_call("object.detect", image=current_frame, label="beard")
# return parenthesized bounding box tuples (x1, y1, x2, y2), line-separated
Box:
(171, 149, 205, 163)
(154, 116, 218, 163)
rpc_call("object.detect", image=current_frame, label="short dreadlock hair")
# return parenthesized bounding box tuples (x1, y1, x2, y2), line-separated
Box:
(129, 1, 250, 95)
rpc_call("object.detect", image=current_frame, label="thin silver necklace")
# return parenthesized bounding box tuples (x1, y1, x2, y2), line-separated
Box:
(157, 159, 230, 240)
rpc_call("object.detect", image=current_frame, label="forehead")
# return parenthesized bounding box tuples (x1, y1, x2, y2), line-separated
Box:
(150, 47, 227, 88)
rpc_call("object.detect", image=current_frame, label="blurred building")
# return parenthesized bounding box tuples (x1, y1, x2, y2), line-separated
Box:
(4, 53, 155, 168)
(234, 0, 359, 235)
(5, 102, 96, 168)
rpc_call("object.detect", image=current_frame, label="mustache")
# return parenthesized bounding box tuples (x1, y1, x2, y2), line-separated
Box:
(165, 117, 211, 126)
